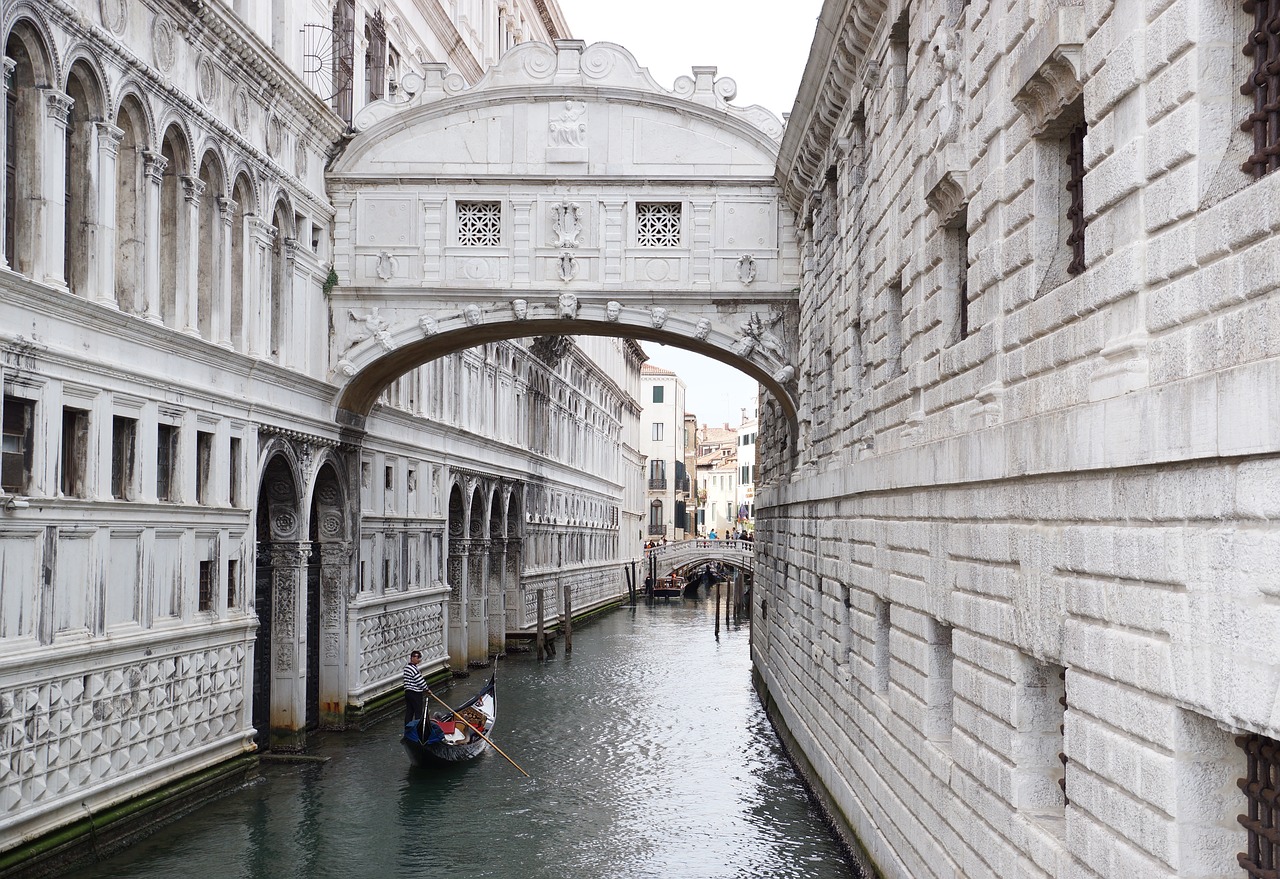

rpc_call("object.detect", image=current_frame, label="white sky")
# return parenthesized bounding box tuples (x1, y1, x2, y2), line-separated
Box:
(554, 0, 824, 428)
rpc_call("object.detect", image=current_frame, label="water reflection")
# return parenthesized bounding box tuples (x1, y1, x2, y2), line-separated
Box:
(78, 600, 856, 879)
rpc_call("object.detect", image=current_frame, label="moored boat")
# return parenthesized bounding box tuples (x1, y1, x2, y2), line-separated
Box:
(401, 674, 496, 767)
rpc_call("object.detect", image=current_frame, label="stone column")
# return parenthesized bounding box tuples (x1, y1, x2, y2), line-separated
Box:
(318, 542, 351, 729)
(447, 539, 466, 669)
(93, 122, 124, 308)
(39, 89, 72, 288)
(279, 236, 298, 366)
(140, 151, 167, 323)
(269, 541, 311, 751)
(489, 538, 506, 656)
(216, 196, 237, 348)
(505, 539, 522, 631)
(467, 539, 488, 664)
(179, 175, 204, 336)
(0, 57, 14, 269)
(246, 216, 275, 357)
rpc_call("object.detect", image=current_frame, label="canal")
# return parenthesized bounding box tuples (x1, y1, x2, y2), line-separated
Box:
(77, 599, 857, 879)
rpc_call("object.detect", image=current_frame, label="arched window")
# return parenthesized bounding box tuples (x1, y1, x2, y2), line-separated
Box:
(158, 126, 187, 329)
(64, 61, 104, 297)
(196, 152, 223, 341)
(269, 200, 292, 361)
(4, 23, 51, 276)
(229, 173, 253, 350)
(114, 97, 147, 313)
(649, 500, 663, 534)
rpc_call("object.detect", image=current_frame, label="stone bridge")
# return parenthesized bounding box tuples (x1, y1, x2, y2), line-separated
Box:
(645, 539, 755, 580)
(325, 40, 801, 431)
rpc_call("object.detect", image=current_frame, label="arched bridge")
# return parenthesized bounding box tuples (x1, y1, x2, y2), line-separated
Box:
(326, 39, 801, 432)
(644, 539, 755, 580)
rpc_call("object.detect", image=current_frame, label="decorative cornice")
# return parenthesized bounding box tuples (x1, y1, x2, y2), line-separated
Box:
(924, 144, 968, 225)
(1009, 7, 1085, 138)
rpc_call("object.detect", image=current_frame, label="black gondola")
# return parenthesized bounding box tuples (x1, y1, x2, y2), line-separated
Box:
(401, 674, 496, 767)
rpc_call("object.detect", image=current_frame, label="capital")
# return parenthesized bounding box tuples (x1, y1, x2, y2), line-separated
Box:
(217, 195, 239, 224)
(142, 150, 169, 183)
(44, 90, 73, 123)
(180, 175, 206, 205)
(95, 122, 125, 155)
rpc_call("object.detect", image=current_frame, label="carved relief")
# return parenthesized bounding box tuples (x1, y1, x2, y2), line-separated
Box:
(693, 318, 712, 340)
(557, 292, 578, 319)
(464, 304, 482, 326)
(294, 141, 308, 177)
(557, 252, 579, 283)
(735, 312, 788, 361)
(100, 0, 128, 35)
(737, 254, 757, 285)
(650, 307, 668, 329)
(551, 201, 583, 248)
(153, 16, 177, 72)
(231, 88, 250, 134)
(374, 251, 397, 281)
(418, 315, 438, 336)
(337, 359, 357, 377)
(512, 298, 528, 320)
(931, 29, 963, 147)
(267, 115, 284, 158)
(349, 307, 393, 350)
(605, 301, 621, 322)
(549, 100, 587, 147)
(196, 56, 220, 105)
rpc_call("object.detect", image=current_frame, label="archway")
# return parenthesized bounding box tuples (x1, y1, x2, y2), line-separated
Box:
(446, 483, 465, 669)
(307, 460, 350, 729)
(467, 484, 486, 665)
(487, 489, 505, 657)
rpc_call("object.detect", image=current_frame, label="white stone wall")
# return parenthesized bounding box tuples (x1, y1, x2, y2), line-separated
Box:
(762, 1, 1280, 878)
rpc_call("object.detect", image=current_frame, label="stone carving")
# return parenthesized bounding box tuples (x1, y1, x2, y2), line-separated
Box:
(551, 201, 583, 248)
(650, 307, 668, 329)
(294, 140, 308, 176)
(231, 88, 250, 134)
(735, 312, 788, 361)
(549, 100, 587, 147)
(693, 318, 712, 340)
(557, 293, 578, 319)
(153, 16, 177, 72)
(418, 315, 438, 336)
(45, 91, 73, 123)
(605, 301, 622, 322)
(375, 251, 396, 281)
(349, 307, 393, 350)
(100, 0, 128, 35)
(931, 29, 963, 147)
(267, 115, 284, 158)
(196, 56, 219, 105)
(557, 252, 579, 283)
(530, 335, 573, 366)
(464, 304, 482, 326)
(337, 359, 357, 376)
(512, 298, 528, 320)
(737, 254, 758, 285)
(773, 364, 796, 384)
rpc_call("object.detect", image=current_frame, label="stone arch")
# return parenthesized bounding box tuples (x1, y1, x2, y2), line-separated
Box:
(487, 488, 505, 656)
(3, 16, 54, 276)
(253, 446, 306, 750)
(195, 148, 225, 341)
(229, 170, 255, 351)
(268, 195, 293, 360)
(445, 480, 466, 669)
(62, 58, 107, 297)
(114, 93, 149, 314)
(157, 122, 190, 329)
(305, 455, 352, 730)
(1, 8, 58, 85)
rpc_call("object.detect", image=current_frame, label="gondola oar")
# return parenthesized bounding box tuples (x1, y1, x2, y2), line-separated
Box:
(426, 689, 530, 778)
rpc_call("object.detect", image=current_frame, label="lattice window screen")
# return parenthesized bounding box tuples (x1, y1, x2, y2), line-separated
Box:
(1242, 0, 1280, 178)
(457, 201, 502, 246)
(636, 202, 681, 247)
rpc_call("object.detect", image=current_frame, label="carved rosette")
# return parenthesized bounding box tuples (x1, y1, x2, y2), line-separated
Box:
(153, 16, 177, 72)
(196, 56, 220, 105)
(100, 0, 128, 35)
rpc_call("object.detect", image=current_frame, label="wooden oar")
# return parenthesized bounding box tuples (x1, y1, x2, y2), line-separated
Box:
(426, 689, 530, 778)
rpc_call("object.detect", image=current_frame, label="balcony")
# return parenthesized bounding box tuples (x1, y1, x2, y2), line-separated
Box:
(647, 523, 666, 536)
(647, 477, 668, 490)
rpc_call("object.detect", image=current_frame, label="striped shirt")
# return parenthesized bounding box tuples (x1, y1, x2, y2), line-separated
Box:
(403, 662, 427, 693)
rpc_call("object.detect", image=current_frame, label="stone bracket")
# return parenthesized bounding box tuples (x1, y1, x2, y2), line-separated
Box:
(925, 144, 969, 226)
(1010, 7, 1085, 139)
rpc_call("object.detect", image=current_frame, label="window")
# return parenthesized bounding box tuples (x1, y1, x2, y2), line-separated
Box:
(457, 201, 501, 246)
(652, 385, 664, 403)
(1242, 1, 1280, 178)
(111, 416, 137, 500)
(885, 278, 904, 378)
(926, 620, 955, 744)
(60, 407, 89, 498)
(198, 560, 215, 612)
(227, 559, 239, 609)
(229, 437, 241, 507)
(636, 202, 681, 247)
(195, 431, 213, 505)
(946, 205, 971, 343)
(4, 66, 15, 264)
(156, 423, 178, 502)
(1240, 732, 1280, 878)
(1, 395, 34, 494)
(331, 0, 356, 123)
(365, 11, 387, 103)
(648, 500, 663, 534)
(1065, 120, 1087, 275)
(651, 422, 663, 441)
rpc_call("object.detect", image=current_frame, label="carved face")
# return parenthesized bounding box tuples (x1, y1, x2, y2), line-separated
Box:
(606, 301, 621, 320)
(512, 299, 528, 319)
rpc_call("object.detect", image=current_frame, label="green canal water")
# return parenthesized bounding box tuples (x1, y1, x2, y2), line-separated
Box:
(78, 599, 858, 879)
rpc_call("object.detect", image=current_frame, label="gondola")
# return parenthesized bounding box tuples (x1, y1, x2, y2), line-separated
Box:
(401, 674, 496, 767)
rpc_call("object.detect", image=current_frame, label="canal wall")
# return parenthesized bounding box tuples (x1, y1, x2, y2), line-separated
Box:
(759, 2, 1280, 878)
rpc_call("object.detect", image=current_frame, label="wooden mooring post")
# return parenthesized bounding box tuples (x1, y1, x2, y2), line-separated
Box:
(714, 582, 720, 640)
(536, 588, 546, 660)
(563, 581, 573, 654)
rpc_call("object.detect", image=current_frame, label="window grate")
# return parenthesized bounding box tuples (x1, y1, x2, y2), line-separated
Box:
(1239, 733, 1280, 879)
(636, 202, 681, 247)
(457, 201, 501, 246)
(1065, 121, 1087, 276)
(1242, 0, 1280, 178)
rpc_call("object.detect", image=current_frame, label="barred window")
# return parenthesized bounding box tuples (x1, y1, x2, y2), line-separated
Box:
(636, 202, 681, 247)
(1065, 121, 1087, 275)
(457, 201, 502, 246)
(1239, 732, 1280, 878)
(1242, 0, 1280, 178)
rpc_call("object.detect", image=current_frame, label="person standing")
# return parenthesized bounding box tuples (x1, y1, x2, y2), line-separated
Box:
(403, 649, 430, 737)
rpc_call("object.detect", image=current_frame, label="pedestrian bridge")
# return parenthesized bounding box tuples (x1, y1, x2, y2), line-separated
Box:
(325, 39, 802, 436)
(645, 539, 755, 580)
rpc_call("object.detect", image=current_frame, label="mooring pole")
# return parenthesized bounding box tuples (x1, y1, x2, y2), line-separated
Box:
(536, 588, 545, 660)
(563, 581, 573, 654)
(715, 582, 721, 640)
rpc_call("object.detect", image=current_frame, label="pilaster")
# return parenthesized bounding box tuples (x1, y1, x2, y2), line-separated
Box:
(0, 57, 15, 269)
(216, 197, 238, 349)
(93, 123, 125, 308)
(179, 175, 206, 337)
(141, 151, 168, 323)
(39, 89, 72, 289)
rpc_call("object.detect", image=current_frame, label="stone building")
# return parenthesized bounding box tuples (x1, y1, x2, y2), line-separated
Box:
(756, 1, 1280, 878)
(640, 362, 691, 541)
(0, 0, 645, 856)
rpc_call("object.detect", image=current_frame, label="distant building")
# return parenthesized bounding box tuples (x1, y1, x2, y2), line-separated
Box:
(735, 413, 758, 534)
(639, 364, 690, 540)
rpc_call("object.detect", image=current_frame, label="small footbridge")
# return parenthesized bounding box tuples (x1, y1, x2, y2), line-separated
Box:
(644, 539, 754, 580)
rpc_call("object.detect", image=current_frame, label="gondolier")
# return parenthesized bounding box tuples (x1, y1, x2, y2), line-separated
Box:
(403, 650, 430, 740)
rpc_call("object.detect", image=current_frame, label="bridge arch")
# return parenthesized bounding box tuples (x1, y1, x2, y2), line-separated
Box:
(325, 39, 802, 436)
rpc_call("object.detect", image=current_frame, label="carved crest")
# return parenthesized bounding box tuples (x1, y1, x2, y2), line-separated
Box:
(551, 201, 583, 248)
